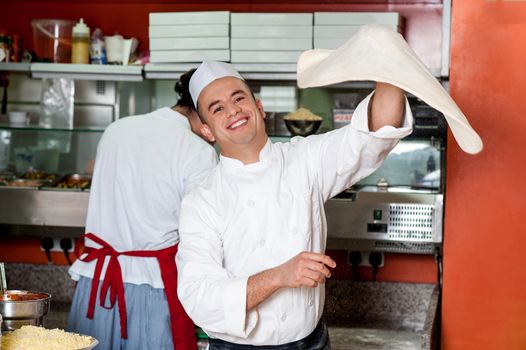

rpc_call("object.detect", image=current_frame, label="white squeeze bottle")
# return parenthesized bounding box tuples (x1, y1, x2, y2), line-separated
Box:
(71, 18, 90, 64)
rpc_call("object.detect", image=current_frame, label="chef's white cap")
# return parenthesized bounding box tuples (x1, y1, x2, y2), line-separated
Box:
(189, 60, 244, 108)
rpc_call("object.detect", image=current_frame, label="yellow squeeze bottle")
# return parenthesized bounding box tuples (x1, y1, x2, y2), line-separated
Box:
(71, 18, 90, 64)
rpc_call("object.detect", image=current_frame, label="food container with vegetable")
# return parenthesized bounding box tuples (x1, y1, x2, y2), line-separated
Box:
(283, 107, 323, 136)
(49, 173, 91, 191)
(0, 170, 57, 188)
(1, 179, 51, 188)
(0, 290, 51, 332)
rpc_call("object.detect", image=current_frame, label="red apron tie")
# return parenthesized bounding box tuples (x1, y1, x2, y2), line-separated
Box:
(77, 233, 197, 350)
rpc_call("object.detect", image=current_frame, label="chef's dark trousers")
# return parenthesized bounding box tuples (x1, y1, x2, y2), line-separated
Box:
(208, 320, 330, 350)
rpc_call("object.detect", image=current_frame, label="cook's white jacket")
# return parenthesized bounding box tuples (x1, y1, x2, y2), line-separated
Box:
(69, 107, 217, 287)
(176, 93, 413, 345)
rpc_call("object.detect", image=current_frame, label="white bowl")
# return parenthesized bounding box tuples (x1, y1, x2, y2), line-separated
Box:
(9, 111, 29, 126)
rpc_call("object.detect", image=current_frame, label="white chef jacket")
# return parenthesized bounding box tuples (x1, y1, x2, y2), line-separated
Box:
(69, 107, 217, 288)
(176, 93, 413, 345)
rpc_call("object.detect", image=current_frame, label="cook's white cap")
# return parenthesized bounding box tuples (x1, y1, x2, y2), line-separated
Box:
(297, 25, 483, 154)
(189, 60, 244, 108)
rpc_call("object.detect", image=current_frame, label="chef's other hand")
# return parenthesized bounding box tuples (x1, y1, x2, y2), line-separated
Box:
(276, 251, 336, 289)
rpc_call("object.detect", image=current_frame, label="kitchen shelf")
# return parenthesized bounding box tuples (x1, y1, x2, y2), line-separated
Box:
(0, 62, 443, 82)
(144, 63, 298, 80)
(0, 62, 31, 73)
(0, 123, 105, 133)
(144, 63, 444, 85)
(31, 63, 143, 81)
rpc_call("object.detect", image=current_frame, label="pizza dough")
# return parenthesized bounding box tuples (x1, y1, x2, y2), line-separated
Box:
(297, 24, 483, 154)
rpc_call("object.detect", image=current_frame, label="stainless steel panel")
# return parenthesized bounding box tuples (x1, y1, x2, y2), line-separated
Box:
(325, 192, 443, 254)
(6, 76, 116, 105)
(5, 76, 116, 127)
(3, 104, 113, 127)
(0, 189, 89, 227)
(326, 237, 437, 254)
(118, 80, 155, 118)
(6, 75, 42, 103)
(73, 105, 114, 127)
(75, 80, 116, 105)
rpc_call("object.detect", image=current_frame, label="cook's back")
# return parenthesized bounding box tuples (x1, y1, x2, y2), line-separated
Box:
(70, 107, 217, 287)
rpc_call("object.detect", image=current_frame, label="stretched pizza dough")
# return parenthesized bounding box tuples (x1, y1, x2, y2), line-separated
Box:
(297, 24, 483, 154)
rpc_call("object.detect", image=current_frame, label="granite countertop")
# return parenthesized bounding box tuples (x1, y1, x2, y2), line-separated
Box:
(44, 302, 70, 330)
(324, 280, 439, 350)
(328, 327, 422, 350)
(42, 307, 420, 350)
(6, 263, 439, 350)
(43, 308, 432, 350)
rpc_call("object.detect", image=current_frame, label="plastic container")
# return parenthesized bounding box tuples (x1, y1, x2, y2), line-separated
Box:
(71, 18, 90, 64)
(90, 28, 107, 64)
(31, 19, 75, 63)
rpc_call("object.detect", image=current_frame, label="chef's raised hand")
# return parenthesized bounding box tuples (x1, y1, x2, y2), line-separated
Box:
(246, 252, 336, 311)
(368, 82, 405, 131)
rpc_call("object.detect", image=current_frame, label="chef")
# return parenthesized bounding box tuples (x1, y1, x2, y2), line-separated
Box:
(67, 70, 217, 350)
(175, 59, 412, 349)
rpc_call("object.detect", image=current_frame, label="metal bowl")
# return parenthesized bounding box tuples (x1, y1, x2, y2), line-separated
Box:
(0, 290, 51, 331)
(284, 120, 322, 137)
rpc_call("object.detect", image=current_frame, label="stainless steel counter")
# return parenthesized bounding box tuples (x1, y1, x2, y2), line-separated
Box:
(0, 188, 89, 227)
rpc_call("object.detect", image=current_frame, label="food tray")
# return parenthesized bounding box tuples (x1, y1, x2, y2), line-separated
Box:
(0, 173, 16, 186)
(20, 170, 59, 181)
(0, 178, 53, 189)
(41, 173, 92, 191)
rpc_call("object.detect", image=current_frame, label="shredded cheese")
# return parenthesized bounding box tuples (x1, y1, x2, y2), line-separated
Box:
(1, 325, 95, 350)
(283, 108, 323, 121)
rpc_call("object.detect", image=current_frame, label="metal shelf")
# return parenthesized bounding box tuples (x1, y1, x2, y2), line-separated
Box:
(144, 63, 298, 80)
(0, 62, 31, 73)
(0, 123, 105, 133)
(31, 63, 143, 81)
(0, 62, 444, 82)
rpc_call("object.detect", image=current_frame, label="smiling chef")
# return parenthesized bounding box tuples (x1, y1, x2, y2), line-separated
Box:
(175, 23, 483, 350)
(174, 52, 411, 350)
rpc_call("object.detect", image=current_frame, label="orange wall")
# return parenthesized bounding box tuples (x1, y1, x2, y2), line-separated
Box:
(0, 237, 437, 284)
(443, 1, 526, 349)
(0, 235, 73, 265)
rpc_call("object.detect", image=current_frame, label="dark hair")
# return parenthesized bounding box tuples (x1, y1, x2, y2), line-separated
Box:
(174, 68, 196, 109)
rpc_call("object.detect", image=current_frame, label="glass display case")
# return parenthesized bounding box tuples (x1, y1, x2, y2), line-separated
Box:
(0, 126, 102, 176)
(0, 73, 153, 228)
(0, 62, 448, 233)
